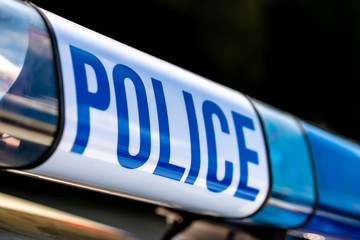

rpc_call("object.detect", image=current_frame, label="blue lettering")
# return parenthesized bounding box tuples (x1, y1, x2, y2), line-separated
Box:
(203, 101, 233, 192)
(153, 79, 185, 181)
(183, 91, 201, 185)
(232, 112, 259, 201)
(113, 64, 151, 169)
(70, 48, 261, 200)
(70, 46, 110, 154)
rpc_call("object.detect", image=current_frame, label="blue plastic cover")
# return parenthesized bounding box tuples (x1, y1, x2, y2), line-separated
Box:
(250, 101, 316, 228)
(300, 122, 360, 238)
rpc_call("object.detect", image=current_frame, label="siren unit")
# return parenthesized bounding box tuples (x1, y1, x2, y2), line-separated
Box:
(1, 0, 360, 239)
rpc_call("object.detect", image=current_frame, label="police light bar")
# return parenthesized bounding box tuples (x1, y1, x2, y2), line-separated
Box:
(0, 0, 359, 238)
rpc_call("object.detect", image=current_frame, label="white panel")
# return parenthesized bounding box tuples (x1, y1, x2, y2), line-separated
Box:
(28, 10, 270, 218)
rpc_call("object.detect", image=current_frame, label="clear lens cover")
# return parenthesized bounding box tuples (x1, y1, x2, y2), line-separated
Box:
(0, 0, 29, 100)
(0, 0, 59, 168)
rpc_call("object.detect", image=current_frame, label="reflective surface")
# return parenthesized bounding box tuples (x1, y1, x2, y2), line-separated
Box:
(0, 0, 59, 168)
(301, 123, 360, 238)
(0, 192, 136, 240)
(251, 101, 316, 228)
(0, 170, 167, 240)
(0, 0, 29, 101)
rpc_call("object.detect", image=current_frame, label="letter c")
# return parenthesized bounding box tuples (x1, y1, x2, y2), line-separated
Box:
(203, 101, 233, 193)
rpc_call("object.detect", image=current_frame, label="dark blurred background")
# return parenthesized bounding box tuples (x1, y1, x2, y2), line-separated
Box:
(31, 0, 360, 142)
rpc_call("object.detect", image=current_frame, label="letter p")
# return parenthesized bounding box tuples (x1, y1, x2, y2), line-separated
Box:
(70, 46, 110, 154)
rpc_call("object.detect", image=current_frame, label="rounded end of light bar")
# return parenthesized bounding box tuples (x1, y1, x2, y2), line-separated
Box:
(0, 0, 59, 168)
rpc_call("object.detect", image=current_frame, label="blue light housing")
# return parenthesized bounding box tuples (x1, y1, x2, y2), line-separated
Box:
(250, 101, 316, 228)
(300, 122, 360, 238)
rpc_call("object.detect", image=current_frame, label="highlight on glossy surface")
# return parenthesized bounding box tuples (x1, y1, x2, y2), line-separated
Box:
(300, 122, 360, 239)
(0, 0, 59, 168)
(0, 0, 28, 101)
(250, 101, 316, 228)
